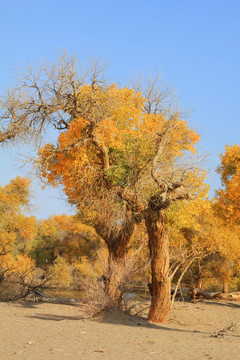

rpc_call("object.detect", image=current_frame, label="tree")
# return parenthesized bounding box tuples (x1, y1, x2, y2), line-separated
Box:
(0, 56, 138, 302)
(216, 144, 240, 224)
(0, 177, 41, 300)
(168, 198, 240, 297)
(36, 84, 145, 261)
(0, 177, 36, 260)
(36, 78, 202, 322)
(0, 54, 203, 322)
(212, 145, 240, 291)
(114, 80, 202, 322)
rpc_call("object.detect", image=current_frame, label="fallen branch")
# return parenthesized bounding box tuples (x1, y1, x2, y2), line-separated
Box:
(211, 322, 238, 338)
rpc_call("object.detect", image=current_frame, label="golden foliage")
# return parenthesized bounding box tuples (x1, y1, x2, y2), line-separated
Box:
(36, 84, 200, 225)
(49, 256, 72, 288)
(0, 177, 37, 291)
(169, 198, 240, 260)
(31, 214, 103, 267)
(216, 144, 240, 223)
(168, 197, 240, 290)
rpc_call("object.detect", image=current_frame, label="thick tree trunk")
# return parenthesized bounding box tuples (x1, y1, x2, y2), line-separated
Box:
(104, 255, 125, 306)
(145, 211, 170, 323)
(95, 219, 135, 305)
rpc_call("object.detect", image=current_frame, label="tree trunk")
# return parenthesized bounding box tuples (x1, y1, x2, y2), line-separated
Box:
(222, 281, 229, 294)
(196, 260, 204, 290)
(104, 256, 125, 306)
(95, 219, 135, 305)
(196, 277, 204, 290)
(145, 211, 170, 323)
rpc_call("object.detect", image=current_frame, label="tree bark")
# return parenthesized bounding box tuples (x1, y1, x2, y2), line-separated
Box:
(196, 260, 204, 290)
(145, 210, 170, 323)
(95, 218, 135, 304)
(222, 281, 229, 294)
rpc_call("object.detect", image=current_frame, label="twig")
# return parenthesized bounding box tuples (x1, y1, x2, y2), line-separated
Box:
(210, 322, 239, 338)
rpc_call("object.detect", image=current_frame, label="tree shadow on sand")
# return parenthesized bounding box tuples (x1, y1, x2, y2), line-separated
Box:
(93, 310, 208, 335)
(26, 313, 81, 321)
(15, 299, 81, 309)
(200, 300, 240, 309)
(9, 301, 39, 309)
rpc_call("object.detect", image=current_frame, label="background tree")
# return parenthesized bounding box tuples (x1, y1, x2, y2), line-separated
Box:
(0, 177, 42, 300)
(211, 145, 240, 291)
(215, 144, 240, 224)
(30, 214, 103, 267)
(0, 176, 36, 260)
(169, 197, 240, 298)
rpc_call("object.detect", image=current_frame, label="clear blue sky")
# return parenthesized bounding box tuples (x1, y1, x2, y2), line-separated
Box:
(0, 0, 240, 218)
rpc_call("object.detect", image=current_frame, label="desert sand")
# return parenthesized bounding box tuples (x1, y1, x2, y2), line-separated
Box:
(0, 299, 240, 360)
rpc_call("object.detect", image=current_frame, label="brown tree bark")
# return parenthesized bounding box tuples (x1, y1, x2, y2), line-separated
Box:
(95, 218, 135, 304)
(145, 210, 170, 323)
(222, 281, 229, 294)
(196, 260, 205, 290)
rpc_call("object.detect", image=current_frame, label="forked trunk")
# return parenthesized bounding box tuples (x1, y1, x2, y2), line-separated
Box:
(107, 237, 128, 261)
(145, 211, 170, 323)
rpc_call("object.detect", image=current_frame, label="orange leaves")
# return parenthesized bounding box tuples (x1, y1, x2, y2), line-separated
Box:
(173, 120, 200, 154)
(216, 144, 240, 224)
(37, 85, 147, 204)
(218, 144, 240, 183)
(17, 215, 37, 241)
(168, 198, 240, 264)
(36, 83, 201, 219)
(0, 177, 33, 236)
(0, 176, 31, 212)
(0, 177, 37, 251)
(32, 214, 103, 266)
(0, 178, 37, 284)
(38, 218, 57, 238)
(93, 85, 145, 150)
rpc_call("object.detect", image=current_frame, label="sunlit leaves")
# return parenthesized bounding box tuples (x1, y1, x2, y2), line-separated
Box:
(0, 177, 36, 256)
(0, 178, 37, 286)
(216, 144, 240, 223)
(37, 84, 200, 218)
(30, 214, 103, 266)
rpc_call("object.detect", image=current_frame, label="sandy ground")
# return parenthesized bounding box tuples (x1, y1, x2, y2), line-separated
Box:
(1, 299, 240, 360)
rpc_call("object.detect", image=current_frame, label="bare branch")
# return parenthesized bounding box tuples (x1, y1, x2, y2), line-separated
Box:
(0, 54, 108, 146)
